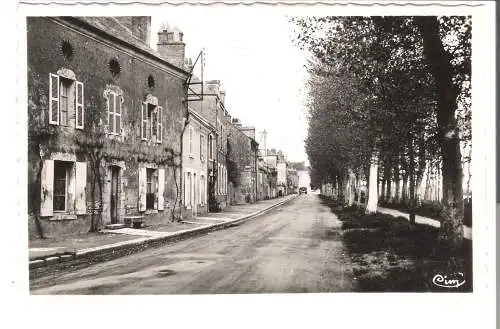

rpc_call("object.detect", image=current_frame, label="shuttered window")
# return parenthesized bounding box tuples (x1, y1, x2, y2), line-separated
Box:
(107, 92, 122, 135)
(53, 161, 69, 211)
(40, 159, 86, 216)
(49, 73, 84, 128)
(59, 80, 69, 126)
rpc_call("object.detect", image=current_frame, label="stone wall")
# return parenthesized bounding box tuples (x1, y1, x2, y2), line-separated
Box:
(27, 17, 187, 239)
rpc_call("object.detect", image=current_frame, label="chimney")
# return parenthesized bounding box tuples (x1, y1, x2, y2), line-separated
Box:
(220, 90, 226, 106)
(115, 17, 151, 45)
(232, 118, 242, 127)
(157, 22, 185, 68)
(184, 58, 193, 72)
(205, 80, 220, 94)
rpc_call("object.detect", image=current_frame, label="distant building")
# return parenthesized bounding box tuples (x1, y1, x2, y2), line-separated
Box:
(182, 107, 215, 217)
(227, 118, 258, 204)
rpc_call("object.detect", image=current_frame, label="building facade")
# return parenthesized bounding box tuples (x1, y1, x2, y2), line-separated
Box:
(27, 16, 189, 239)
(182, 108, 214, 216)
(227, 118, 258, 205)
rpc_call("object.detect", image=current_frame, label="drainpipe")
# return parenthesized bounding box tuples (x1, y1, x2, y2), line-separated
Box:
(179, 84, 190, 220)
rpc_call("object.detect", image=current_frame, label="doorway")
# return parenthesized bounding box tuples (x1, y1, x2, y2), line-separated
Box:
(110, 166, 119, 224)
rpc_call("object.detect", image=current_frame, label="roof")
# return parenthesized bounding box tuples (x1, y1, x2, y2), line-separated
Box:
(60, 17, 189, 75)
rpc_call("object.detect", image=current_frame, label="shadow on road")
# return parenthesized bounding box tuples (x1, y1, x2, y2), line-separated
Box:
(319, 195, 472, 292)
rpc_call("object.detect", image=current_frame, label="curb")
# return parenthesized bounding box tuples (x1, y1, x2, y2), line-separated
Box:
(29, 195, 297, 279)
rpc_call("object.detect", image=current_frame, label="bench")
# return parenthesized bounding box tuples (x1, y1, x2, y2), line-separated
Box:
(124, 215, 145, 229)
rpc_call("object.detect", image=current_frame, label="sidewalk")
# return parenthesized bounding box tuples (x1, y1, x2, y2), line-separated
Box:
(29, 194, 297, 271)
(377, 206, 472, 240)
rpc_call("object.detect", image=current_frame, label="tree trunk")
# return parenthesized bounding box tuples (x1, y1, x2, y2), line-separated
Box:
(380, 176, 386, 204)
(408, 137, 416, 224)
(424, 161, 431, 201)
(466, 146, 472, 202)
(416, 16, 464, 246)
(416, 136, 426, 205)
(385, 175, 392, 203)
(336, 175, 344, 204)
(33, 157, 45, 239)
(394, 165, 401, 203)
(366, 152, 379, 214)
(357, 168, 362, 205)
(402, 174, 408, 205)
(347, 169, 356, 207)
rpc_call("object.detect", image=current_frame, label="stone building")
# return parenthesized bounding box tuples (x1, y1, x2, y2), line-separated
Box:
(265, 149, 287, 196)
(27, 16, 190, 239)
(187, 80, 230, 211)
(182, 107, 214, 216)
(227, 118, 259, 204)
(257, 158, 272, 200)
(286, 168, 299, 194)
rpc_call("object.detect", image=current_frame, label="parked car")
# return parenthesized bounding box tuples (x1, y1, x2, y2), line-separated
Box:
(299, 187, 307, 194)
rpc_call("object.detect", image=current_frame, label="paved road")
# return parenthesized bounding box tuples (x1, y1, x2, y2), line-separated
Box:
(30, 194, 355, 294)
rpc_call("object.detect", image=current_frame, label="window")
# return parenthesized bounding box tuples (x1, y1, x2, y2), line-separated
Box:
(189, 127, 194, 156)
(53, 161, 70, 211)
(219, 125, 223, 150)
(141, 102, 163, 143)
(200, 134, 205, 161)
(40, 159, 87, 217)
(106, 91, 122, 135)
(49, 73, 84, 129)
(59, 79, 70, 126)
(186, 172, 192, 208)
(146, 168, 157, 210)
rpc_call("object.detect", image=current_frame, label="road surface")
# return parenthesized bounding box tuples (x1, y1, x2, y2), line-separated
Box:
(30, 194, 355, 294)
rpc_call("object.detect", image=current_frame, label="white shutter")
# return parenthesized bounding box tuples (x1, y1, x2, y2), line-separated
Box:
(150, 109, 155, 142)
(75, 162, 87, 214)
(75, 81, 84, 129)
(117, 95, 122, 135)
(157, 106, 163, 143)
(49, 74, 59, 125)
(106, 93, 111, 133)
(138, 167, 146, 211)
(157, 168, 165, 210)
(40, 160, 54, 217)
(141, 102, 147, 141)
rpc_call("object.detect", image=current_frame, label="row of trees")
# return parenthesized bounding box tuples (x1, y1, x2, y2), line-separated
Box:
(292, 16, 471, 247)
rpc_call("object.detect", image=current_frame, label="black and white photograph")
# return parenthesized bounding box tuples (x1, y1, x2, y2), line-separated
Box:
(10, 0, 497, 328)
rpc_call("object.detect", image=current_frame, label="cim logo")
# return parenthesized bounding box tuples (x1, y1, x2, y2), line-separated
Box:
(432, 272, 466, 288)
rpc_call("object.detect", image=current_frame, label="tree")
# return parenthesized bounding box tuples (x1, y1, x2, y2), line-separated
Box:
(292, 16, 470, 246)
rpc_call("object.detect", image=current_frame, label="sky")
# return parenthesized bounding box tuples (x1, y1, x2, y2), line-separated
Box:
(150, 7, 310, 165)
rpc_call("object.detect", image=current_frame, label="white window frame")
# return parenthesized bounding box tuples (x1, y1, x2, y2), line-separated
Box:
(106, 91, 123, 136)
(49, 73, 84, 128)
(75, 81, 84, 129)
(157, 106, 163, 143)
(189, 126, 194, 158)
(49, 73, 60, 125)
(141, 102, 162, 143)
(200, 134, 206, 162)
